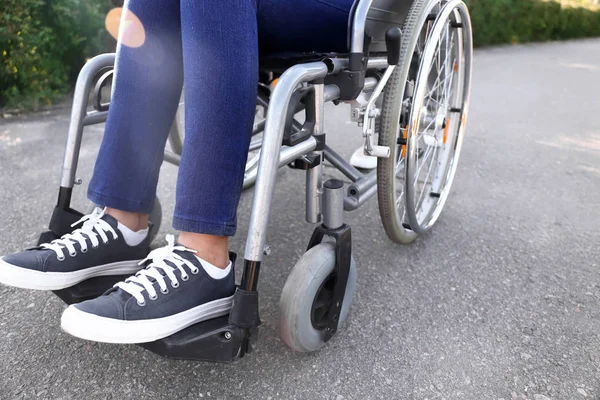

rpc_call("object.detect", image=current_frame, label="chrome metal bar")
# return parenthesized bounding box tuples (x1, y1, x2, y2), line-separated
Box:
(363, 77, 379, 91)
(245, 62, 329, 262)
(348, 169, 377, 198)
(249, 138, 263, 152)
(363, 65, 395, 158)
(82, 111, 108, 126)
(351, 0, 374, 54)
(324, 145, 363, 182)
(60, 53, 115, 188)
(323, 179, 345, 230)
(163, 151, 181, 166)
(168, 109, 184, 156)
(243, 138, 318, 188)
(306, 83, 325, 224)
(344, 183, 377, 211)
(279, 137, 317, 165)
(325, 57, 387, 75)
(306, 165, 322, 223)
(367, 58, 389, 70)
(323, 77, 377, 103)
(324, 85, 341, 102)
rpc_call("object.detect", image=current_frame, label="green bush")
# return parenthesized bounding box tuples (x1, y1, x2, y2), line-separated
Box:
(466, 0, 600, 46)
(1, 0, 600, 111)
(0, 0, 112, 110)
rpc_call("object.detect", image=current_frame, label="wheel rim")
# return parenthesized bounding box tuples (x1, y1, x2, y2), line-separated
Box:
(404, 0, 472, 234)
(310, 273, 336, 331)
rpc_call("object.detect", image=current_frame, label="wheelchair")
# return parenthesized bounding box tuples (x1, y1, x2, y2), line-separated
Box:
(39, 0, 472, 361)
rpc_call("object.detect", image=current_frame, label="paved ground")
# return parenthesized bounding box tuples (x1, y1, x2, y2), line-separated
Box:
(1, 38, 600, 400)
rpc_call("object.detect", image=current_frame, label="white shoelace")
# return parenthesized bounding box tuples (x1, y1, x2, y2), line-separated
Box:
(115, 234, 199, 305)
(41, 207, 118, 260)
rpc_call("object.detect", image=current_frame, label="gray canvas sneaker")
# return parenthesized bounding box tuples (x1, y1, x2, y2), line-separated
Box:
(60, 235, 235, 344)
(0, 208, 149, 290)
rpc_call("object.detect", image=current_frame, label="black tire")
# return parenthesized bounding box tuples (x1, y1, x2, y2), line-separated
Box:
(377, 0, 435, 244)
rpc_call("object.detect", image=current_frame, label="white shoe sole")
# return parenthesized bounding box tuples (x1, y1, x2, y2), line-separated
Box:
(0, 257, 143, 290)
(61, 295, 234, 344)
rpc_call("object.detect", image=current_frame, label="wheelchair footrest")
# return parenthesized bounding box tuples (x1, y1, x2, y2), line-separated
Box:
(53, 275, 260, 363)
(53, 274, 131, 304)
(38, 206, 85, 245)
(139, 315, 258, 363)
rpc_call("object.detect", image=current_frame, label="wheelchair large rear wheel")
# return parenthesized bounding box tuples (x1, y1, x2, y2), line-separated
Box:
(377, 0, 472, 239)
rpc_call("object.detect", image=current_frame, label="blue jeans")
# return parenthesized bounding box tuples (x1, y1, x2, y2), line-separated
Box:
(88, 0, 354, 236)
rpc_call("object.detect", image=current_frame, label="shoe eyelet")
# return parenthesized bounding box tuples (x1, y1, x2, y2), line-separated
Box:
(149, 294, 158, 301)
(92, 244, 99, 249)
(57, 255, 65, 261)
(181, 275, 189, 281)
(171, 281, 180, 289)
(69, 251, 77, 257)
(103, 241, 109, 246)
(137, 300, 146, 307)
(161, 288, 169, 295)
(81, 248, 88, 253)
(191, 268, 200, 275)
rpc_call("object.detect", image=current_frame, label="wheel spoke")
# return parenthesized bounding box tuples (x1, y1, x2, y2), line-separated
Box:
(415, 141, 441, 211)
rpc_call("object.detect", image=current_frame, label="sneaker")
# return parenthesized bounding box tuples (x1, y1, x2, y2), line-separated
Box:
(60, 235, 235, 344)
(0, 208, 150, 290)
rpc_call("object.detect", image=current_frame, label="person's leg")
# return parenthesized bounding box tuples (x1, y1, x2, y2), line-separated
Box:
(0, 0, 183, 291)
(60, 0, 259, 343)
(88, 0, 183, 227)
(173, 0, 355, 268)
(174, 0, 259, 268)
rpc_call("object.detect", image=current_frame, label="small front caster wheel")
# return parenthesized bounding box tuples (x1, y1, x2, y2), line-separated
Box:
(279, 242, 357, 353)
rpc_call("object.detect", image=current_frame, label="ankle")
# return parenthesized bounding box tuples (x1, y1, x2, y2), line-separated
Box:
(177, 232, 229, 269)
(105, 208, 149, 231)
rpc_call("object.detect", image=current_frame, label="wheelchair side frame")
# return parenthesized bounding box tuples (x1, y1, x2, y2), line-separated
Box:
(56, 52, 388, 272)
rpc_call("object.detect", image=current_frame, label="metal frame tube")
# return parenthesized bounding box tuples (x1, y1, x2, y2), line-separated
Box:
(82, 111, 108, 126)
(60, 53, 115, 189)
(163, 151, 181, 166)
(244, 62, 329, 263)
(305, 82, 325, 223)
(344, 183, 377, 211)
(168, 109, 184, 156)
(324, 145, 363, 182)
(323, 77, 377, 102)
(350, 0, 374, 54)
(322, 179, 345, 230)
(242, 138, 317, 187)
(326, 57, 388, 74)
(348, 169, 377, 197)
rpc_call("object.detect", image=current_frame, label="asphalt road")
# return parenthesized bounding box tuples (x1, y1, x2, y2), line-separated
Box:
(1, 38, 600, 400)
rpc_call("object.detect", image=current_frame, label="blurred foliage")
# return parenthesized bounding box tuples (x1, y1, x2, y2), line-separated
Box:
(0, 0, 112, 110)
(466, 0, 600, 46)
(1, 0, 600, 111)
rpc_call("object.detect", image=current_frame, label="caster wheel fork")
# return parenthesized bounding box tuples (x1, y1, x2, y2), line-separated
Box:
(279, 179, 358, 352)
